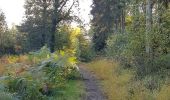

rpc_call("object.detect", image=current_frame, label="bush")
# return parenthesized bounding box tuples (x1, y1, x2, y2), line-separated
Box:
(106, 34, 133, 68)
(37, 51, 79, 86)
(28, 46, 51, 64)
(106, 34, 128, 59)
(154, 54, 170, 70)
(75, 33, 96, 62)
(0, 92, 18, 100)
(7, 77, 45, 100)
(79, 45, 96, 62)
(0, 46, 82, 100)
(66, 65, 81, 80)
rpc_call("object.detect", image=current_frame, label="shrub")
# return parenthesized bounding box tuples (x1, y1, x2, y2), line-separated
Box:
(66, 65, 81, 80)
(0, 46, 81, 100)
(0, 92, 18, 100)
(154, 54, 170, 70)
(106, 34, 133, 69)
(106, 34, 128, 59)
(79, 45, 96, 62)
(28, 46, 51, 64)
(75, 33, 96, 62)
(36, 51, 79, 87)
(7, 77, 45, 100)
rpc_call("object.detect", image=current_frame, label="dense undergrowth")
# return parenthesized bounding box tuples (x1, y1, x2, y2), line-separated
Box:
(82, 58, 170, 100)
(0, 46, 84, 100)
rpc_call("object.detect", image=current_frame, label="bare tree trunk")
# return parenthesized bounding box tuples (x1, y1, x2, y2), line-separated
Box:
(50, 0, 59, 52)
(133, 0, 140, 32)
(114, 17, 119, 33)
(157, 0, 163, 29)
(146, 0, 152, 56)
(41, 0, 47, 47)
(121, 9, 125, 33)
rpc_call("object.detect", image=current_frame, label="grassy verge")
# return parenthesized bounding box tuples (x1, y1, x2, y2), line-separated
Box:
(81, 58, 170, 100)
(54, 80, 84, 100)
(0, 64, 4, 75)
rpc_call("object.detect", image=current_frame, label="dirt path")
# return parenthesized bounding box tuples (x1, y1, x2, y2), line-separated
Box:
(79, 66, 107, 100)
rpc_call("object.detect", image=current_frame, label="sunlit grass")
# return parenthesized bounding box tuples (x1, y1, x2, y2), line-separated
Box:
(57, 80, 84, 100)
(0, 64, 5, 75)
(156, 84, 170, 100)
(0, 55, 33, 76)
(81, 58, 170, 100)
(0, 55, 32, 65)
(81, 58, 133, 100)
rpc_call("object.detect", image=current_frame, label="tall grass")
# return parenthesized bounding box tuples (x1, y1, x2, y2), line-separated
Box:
(156, 84, 170, 100)
(0, 64, 5, 75)
(81, 58, 132, 100)
(82, 58, 170, 100)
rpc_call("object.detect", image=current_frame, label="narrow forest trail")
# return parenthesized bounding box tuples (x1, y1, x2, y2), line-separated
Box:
(79, 66, 107, 100)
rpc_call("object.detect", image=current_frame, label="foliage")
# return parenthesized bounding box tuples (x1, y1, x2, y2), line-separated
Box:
(154, 54, 170, 70)
(0, 92, 18, 100)
(55, 25, 71, 50)
(91, 0, 127, 51)
(105, 1, 170, 77)
(82, 58, 170, 100)
(28, 46, 51, 64)
(0, 10, 15, 55)
(106, 34, 128, 59)
(7, 77, 46, 100)
(37, 51, 79, 85)
(0, 10, 27, 55)
(78, 34, 96, 62)
(79, 44, 96, 62)
(18, 0, 79, 52)
(0, 46, 83, 100)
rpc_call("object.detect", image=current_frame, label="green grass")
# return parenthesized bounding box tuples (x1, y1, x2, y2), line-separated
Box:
(81, 58, 170, 100)
(50, 80, 85, 100)
(63, 80, 84, 100)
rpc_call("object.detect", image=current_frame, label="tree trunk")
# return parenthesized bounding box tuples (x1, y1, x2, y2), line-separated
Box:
(121, 9, 125, 33)
(50, 0, 59, 52)
(157, 0, 163, 29)
(50, 19, 56, 52)
(133, 0, 140, 32)
(114, 18, 119, 33)
(41, 0, 47, 47)
(146, 0, 152, 56)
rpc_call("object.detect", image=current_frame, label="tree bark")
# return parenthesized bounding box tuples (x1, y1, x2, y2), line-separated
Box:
(121, 9, 125, 33)
(50, 0, 59, 52)
(41, 0, 47, 47)
(146, 0, 152, 56)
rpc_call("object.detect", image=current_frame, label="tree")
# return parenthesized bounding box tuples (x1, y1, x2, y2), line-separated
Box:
(0, 10, 14, 55)
(49, 0, 79, 52)
(105, 0, 170, 75)
(91, 0, 127, 51)
(55, 24, 71, 50)
(145, 0, 152, 61)
(19, 0, 52, 51)
(19, 0, 79, 52)
(91, 0, 114, 51)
